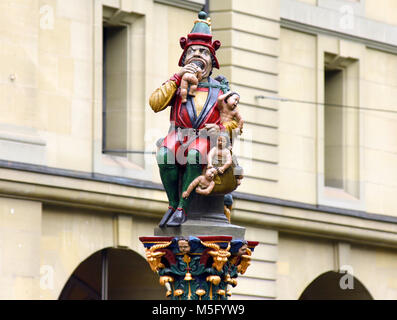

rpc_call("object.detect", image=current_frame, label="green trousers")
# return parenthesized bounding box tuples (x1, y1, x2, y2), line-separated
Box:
(157, 147, 202, 213)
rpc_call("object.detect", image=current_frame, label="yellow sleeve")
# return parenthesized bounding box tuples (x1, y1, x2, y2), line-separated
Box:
(149, 81, 177, 113)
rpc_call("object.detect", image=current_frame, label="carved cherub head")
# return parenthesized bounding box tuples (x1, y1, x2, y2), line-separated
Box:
(223, 91, 240, 110)
(177, 238, 191, 254)
(216, 132, 231, 149)
(205, 167, 217, 180)
(237, 243, 248, 256)
(230, 240, 248, 257)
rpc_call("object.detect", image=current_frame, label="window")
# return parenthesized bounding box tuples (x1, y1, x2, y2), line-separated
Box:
(323, 53, 359, 198)
(103, 23, 128, 157)
(324, 67, 344, 189)
(93, 5, 147, 176)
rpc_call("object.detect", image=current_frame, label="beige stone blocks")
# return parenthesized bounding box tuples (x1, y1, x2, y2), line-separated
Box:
(241, 140, 278, 164)
(236, 178, 279, 198)
(365, 0, 397, 26)
(278, 28, 317, 203)
(211, 0, 280, 20)
(39, 17, 71, 56)
(56, 0, 92, 23)
(114, 214, 133, 248)
(279, 133, 315, 172)
(350, 244, 397, 299)
(233, 277, 276, 299)
(70, 21, 92, 61)
(239, 158, 279, 182)
(212, 11, 280, 39)
(364, 150, 397, 211)
(360, 48, 397, 215)
(0, 0, 96, 172)
(243, 105, 278, 127)
(279, 102, 316, 138)
(40, 205, 114, 298)
(38, 52, 58, 92)
(228, 84, 279, 109)
(296, 0, 317, 5)
(217, 47, 278, 74)
(245, 122, 278, 145)
(365, 48, 397, 87)
(277, 234, 335, 299)
(231, 227, 278, 299)
(243, 260, 277, 280)
(0, 0, 38, 37)
(0, 197, 41, 299)
(277, 233, 397, 300)
(279, 170, 317, 204)
(213, 29, 279, 57)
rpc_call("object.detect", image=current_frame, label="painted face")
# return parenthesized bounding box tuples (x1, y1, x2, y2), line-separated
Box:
(228, 94, 240, 110)
(237, 244, 248, 256)
(178, 240, 190, 254)
(217, 136, 227, 148)
(184, 45, 213, 79)
(206, 168, 216, 180)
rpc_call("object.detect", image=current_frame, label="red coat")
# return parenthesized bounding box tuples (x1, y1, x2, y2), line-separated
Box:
(161, 77, 224, 165)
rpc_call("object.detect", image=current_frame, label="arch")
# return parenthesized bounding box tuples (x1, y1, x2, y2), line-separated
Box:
(299, 271, 373, 300)
(59, 247, 165, 300)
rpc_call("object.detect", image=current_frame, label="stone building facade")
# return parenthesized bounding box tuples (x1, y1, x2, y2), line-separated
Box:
(1, 0, 397, 299)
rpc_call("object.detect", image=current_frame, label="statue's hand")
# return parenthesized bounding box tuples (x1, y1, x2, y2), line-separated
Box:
(217, 92, 230, 107)
(204, 123, 220, 136)
(179, 63, 202, 101)
(217, 91, 240, 109)
(177, 63, 202, 78)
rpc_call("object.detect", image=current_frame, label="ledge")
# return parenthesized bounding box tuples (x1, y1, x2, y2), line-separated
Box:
(281, 0, 397, 54)
(233, 207, 397, 249)
(232, 191, 397, 225)
(153, 0, 205, 12)
(0, 160, 397, 248)
(0, 159, 396, 223)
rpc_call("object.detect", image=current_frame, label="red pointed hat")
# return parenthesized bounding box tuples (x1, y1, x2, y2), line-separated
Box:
(178, 11, 221, 69)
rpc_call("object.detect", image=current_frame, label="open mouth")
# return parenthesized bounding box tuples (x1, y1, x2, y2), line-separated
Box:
(189, 58, 206, 72)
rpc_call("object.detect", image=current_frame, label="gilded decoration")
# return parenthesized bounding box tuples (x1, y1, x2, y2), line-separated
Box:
(140, 236, 258, 300)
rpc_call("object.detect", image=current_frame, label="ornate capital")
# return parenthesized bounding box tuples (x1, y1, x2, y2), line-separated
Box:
(140, 236, 258, 300)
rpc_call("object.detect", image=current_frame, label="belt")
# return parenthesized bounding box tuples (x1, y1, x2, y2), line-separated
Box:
(175, 127, 209, 144)
(176, 127, 204, 136)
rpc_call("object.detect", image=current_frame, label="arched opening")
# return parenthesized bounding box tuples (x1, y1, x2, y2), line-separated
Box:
(299, 271, 373, 300)
(59, 247, 165, 300)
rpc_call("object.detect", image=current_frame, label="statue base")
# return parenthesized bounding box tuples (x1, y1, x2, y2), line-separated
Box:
(154, 220, 245, 239)
(155, 193, 245, 239)
(141, 187, 256, 300)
